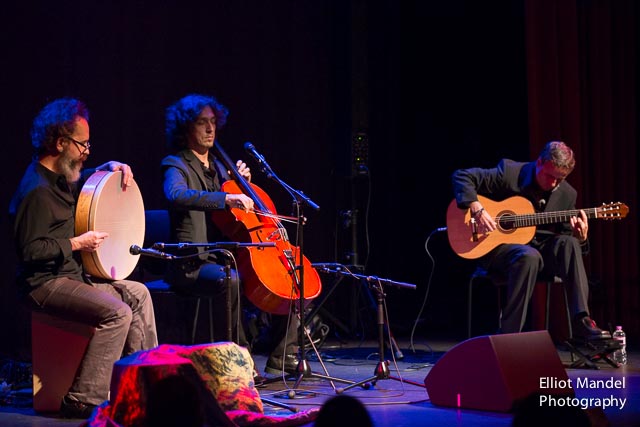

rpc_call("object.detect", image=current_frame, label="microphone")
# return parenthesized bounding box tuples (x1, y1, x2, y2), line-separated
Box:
(538, 199, 546, 210)
(244, 142, 273, 172)
(311, 262, 345, 270)
(129, 245, 174, 260)
(244, 141, 320, 211)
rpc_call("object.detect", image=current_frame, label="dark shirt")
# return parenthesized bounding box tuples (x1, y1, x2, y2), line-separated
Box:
(200, 157, 220, 192)
(200, 158, 225, 243)
(10, 161, 87, 291)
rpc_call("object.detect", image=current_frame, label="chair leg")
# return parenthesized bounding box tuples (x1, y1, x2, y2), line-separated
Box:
(561, 284, 572, 339)
(467, 277, 474, 339)
(560, 284, 576, 362)
(497, 287, 502, 333)
(207, 298, 214, 343)
(192, 298, 201, 344)
(545, 281, 551, 331)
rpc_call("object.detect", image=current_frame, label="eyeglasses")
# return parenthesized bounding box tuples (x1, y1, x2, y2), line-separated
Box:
(64, 136, 91, 154)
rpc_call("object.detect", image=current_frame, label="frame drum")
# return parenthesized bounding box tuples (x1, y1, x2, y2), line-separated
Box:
(75, 171, 145, 280)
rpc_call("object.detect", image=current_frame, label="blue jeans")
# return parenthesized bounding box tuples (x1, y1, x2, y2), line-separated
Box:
(27, 277, 158, 405)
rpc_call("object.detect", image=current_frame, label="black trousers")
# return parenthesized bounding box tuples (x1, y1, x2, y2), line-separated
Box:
(480, 234, 589, 334)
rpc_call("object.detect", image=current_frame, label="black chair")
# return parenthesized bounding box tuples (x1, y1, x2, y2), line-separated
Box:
(467, 266, 573, 340)
(141, 210, 214, 344)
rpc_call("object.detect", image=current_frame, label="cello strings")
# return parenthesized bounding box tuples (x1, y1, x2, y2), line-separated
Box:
(251, 209, 299, 224)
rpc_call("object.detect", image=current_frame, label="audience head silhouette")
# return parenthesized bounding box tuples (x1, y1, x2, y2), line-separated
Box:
(314, 395, 373, 427)
(512, 393, 590, 427)
(146, 375, 205, 427)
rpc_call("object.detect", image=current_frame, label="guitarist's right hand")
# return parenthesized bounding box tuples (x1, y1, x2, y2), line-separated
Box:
(470, 201, 496, 232)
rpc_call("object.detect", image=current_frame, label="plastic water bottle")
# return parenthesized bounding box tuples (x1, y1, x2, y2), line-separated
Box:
(612, 326, 627, 365)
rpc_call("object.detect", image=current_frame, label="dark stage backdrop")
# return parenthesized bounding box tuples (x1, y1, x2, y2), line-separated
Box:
(524, 0, 639, 340)
(0, 1, 637, 358)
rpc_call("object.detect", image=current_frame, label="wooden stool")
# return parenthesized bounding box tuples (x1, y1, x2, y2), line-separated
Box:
(31, 311, 95, 412)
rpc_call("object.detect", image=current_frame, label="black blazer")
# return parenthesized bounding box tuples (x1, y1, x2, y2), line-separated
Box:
(452, 158, 579, 237)
(161, 149, 231, 246)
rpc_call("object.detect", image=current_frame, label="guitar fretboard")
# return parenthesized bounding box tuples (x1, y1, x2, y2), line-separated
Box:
(500, 208, 600, 228)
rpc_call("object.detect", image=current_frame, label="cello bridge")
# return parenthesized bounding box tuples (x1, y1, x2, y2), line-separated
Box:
(267, 228, 288, 241)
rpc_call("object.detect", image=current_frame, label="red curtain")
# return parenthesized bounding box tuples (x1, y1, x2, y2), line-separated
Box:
(525, 0, 638, 335)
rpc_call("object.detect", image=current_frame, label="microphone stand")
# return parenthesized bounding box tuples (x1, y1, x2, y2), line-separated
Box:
(251, 153, 355, 396)
(312, 264, 426, 393)
(153, 242, 276, 250)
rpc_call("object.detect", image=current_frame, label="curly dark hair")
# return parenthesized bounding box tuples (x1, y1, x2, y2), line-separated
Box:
(31, 98, 89, 156)
(165, 94, 229, 152)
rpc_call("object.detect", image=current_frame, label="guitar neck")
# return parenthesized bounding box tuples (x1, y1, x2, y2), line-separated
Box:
(511, 208, 598, 228)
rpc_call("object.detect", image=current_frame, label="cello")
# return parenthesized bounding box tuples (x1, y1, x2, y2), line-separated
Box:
(210, 143, 322, 315)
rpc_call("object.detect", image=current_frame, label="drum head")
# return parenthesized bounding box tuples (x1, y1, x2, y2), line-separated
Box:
(75, 171, 145, 280)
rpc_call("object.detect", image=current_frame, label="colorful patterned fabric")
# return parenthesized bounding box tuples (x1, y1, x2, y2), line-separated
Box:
(177, 342, 263, 413)
(84, 342, 317, 427)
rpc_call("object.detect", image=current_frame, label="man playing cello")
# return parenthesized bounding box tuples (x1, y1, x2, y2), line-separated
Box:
(161, 93, 300, 375)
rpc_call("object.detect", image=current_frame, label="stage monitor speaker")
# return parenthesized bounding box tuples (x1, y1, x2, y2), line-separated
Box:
(424, 331, 573, 412)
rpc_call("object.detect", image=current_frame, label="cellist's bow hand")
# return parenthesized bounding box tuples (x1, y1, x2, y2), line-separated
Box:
(225, 193, 254, 213)
(235, 160, 251, 182)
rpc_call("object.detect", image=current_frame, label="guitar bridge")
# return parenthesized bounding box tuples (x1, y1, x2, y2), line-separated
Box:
(470, 218, 479, 242)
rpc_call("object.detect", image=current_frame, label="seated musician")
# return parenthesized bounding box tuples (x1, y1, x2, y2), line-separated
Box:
(9, 98, 158, 419)
(161, 93, 299, 375)
(451, 141, 609, 339)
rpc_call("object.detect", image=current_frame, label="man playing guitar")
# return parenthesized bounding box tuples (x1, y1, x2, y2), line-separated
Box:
(451, 141, 610, 338)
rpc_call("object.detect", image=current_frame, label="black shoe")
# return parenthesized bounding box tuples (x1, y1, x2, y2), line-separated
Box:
(265, 353, 299, 375)
(573, 317, 611, 340)
(60, 395, 97, 419)
(253, 368, 266, 386)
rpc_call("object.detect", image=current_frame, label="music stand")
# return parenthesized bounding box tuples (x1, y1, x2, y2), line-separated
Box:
(312, 264, 426, 393)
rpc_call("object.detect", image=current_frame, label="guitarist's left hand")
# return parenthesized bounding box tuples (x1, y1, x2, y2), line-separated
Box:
(570, 209, 589, 243)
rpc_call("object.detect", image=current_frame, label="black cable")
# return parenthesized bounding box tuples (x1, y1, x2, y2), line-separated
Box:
(409, 227, 447, 353)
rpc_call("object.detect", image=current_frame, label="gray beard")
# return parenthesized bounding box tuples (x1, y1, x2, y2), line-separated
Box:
(57, 150, 83, 183)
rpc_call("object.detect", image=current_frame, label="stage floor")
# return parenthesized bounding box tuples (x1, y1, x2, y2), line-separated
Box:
(0, 336, 638, 426)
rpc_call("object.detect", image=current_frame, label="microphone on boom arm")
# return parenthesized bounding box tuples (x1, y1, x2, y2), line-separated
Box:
(244, 142, 274, 175)
(129, 245, 174, 260)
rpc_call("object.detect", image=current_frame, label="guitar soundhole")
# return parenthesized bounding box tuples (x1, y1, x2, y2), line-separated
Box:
(497, 210, 517, 233)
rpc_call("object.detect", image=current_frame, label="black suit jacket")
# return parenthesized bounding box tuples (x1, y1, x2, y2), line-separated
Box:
(452, 158, 579, 237)
(161, 149, 232, 249)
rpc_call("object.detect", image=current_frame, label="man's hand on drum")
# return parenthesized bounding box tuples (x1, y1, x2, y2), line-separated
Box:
(97, 161, 134, 189)
(71, 231, 109, 252)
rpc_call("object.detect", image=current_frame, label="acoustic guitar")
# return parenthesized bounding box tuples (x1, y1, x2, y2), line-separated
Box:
(446, 195, 628, 259)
